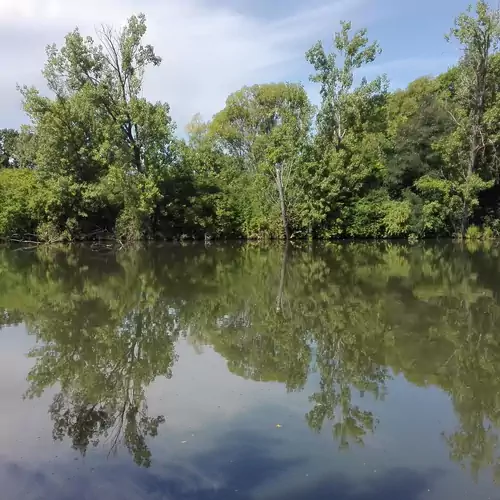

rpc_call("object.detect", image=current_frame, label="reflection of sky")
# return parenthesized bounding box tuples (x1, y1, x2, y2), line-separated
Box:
(0, 326, 498, 499)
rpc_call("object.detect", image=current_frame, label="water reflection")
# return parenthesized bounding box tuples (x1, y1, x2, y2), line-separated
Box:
(1, 242, 500, 493)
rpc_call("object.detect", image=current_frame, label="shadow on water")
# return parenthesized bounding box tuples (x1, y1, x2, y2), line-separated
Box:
(1, 241, 500, 493)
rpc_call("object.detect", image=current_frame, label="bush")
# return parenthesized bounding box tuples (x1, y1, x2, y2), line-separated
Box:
(483, 217, 500, 238)
(347, 190, 387, 238)
(0, 169, 39, 238)
(383, 199, 412, 238)
(483, 226, 495, 240)
(36, 221, 62, 243)
(408, 233, 419, 244)
(115, 208, 145, 242)
(465, 225, 481, 240)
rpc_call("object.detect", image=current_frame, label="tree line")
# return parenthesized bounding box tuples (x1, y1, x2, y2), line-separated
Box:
(1, 1, 500, 241)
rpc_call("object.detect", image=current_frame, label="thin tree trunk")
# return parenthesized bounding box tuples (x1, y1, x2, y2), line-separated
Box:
(461, 198, 468, 238)
(275, 164, 289, 240)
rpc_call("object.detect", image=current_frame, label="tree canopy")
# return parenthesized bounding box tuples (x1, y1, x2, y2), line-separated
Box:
(2, 2, 500, 241)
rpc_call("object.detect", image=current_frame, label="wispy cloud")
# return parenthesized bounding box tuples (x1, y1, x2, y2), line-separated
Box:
(0, 0, 369, 130)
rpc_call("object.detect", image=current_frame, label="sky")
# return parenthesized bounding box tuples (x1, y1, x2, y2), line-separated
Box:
(0, 0, 475, 132)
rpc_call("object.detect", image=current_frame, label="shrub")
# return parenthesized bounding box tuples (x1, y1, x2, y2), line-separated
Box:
(383, 199, 412, 238)
(0, 169, 39, 239)
(483, 226, 495, 240)
(408, 233, 419, 244)
(36, 221, 62, 243)
(465, 225, 481, 240)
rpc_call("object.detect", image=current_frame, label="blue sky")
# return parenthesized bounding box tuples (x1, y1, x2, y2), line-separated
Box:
(0, 0, 479, 130)
(367, 0, 472, 87)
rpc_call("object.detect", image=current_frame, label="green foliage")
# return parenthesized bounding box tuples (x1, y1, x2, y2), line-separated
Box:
(347, 190, 387, 238)
(306, 20, 384, 150)
(382, 198, 412, 237)
(385, 78, 453, 194)
(15, 13, 174, 241)
(466, 224, 482, 240)
(2, 2, 500, 241)
(208, 83, 313, 239)
(0, 128, 20, 168)
(301, 20, 388, 238)
(483, 226, 495, 240)
(438, 1, 500, 235)
(0, 169, 40, 237)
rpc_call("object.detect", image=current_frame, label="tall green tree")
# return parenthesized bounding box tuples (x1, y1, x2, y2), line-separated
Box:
(303, 21, 388, 237)
(432, 0, 500, 235)
(210, 83, 312, 239)
(20, 14, 175, 240)
(306, 21, 383, 151)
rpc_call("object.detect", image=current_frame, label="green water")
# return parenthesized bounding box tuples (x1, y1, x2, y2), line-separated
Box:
(1, 242, 500, 499)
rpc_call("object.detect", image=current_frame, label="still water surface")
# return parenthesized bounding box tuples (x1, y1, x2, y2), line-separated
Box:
(1, 242, 500, 499)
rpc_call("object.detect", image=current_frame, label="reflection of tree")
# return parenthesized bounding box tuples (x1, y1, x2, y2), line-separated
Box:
(49, 391, 165, 467)
(0, 246, 188, 467)
(185, 242, 500, 467)
(24, 289, 178, 467)
(184, 245, 313, 391)
(307, 333, 388, 450)
(3, 242, 500, 477)
(185, 244, 391, 448)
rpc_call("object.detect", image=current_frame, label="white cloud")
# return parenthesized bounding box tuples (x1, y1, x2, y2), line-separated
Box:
(0, 0, 369, 131)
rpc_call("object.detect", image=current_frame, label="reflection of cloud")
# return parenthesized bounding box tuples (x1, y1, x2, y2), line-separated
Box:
(0, 453, 444, 500)
(0, 326, 492, 500)
(145, 340, 309, 431)
(285, 467, 443, 500)
(0, 326, 62, 462)
(0, 348, 449, 500)
(0, 429, 300, 499)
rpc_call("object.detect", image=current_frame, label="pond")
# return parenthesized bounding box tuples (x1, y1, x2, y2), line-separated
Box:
(1, 242, 500, 499)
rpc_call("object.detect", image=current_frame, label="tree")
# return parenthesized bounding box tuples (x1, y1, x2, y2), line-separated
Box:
(306, 21, 384, 152)
(385, 77, 453, 195)
(439, 0, 500, 235)
(303, 21, 388, 237)
(254, 84, 313, 239)
(210, 83, 312, 239)
(164, 115, 244, 239)
(0, 169, 41, 238)
(20, 14, 175, 240)
(0, 129, 19, 168)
